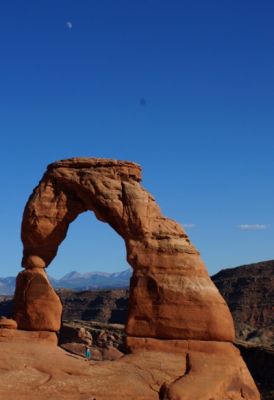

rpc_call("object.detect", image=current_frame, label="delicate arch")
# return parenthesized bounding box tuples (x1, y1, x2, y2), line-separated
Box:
(20, 158, 234, 341)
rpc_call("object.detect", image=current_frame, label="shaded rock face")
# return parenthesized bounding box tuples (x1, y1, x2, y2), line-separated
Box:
(236, 343, 274, 400)
(212, 260, 274, 347)
(59, 288, 129, 323)
(16, 157, 234, 341)
(59, 320, 125, 361)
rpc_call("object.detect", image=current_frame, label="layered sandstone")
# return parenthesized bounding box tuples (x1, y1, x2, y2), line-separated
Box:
(17, 157, 234, 341)
(11, 157, 260, 399)
(13, 267, 62, 331)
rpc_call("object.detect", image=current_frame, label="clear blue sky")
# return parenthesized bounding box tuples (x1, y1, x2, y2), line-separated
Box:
(0, 0, 273, 278)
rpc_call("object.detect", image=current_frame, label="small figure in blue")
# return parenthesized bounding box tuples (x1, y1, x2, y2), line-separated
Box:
(85, 346, 91, 361)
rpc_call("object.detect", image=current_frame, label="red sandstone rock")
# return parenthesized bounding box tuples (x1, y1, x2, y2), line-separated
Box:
(0, 339, 260, 400)
(11, 157, 259, 399)
(0, 318, 17, 329)
(101, 345, 124, 361)
(13, 268, 62, 331)
(0, 328, 57, 344)
(18, 157, 234, 341)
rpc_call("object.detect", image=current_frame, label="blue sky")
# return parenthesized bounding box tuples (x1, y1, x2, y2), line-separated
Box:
(0, 0, 273, 278)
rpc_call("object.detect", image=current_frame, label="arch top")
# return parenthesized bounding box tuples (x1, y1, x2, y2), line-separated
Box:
(47, 157, 142, 182)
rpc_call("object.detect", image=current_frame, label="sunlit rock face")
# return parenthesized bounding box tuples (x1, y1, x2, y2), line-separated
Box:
(13, 267, 62, 331)
(16, 157, 234, 341)
(10, 157, 261, 399)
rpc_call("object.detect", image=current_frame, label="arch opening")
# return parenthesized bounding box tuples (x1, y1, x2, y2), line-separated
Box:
(49, 211, 131, 280)
(13, 158, 235, 344)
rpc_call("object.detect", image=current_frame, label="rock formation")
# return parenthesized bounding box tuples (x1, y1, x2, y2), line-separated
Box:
(212, 260, 274, 347)
(13, 263, 62, 331)
(10, 157, 260, 399)
(16, 158, 234, 340)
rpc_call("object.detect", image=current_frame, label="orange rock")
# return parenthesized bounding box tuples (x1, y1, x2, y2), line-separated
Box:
(10, 157, 259, 399)
(102, 345, 124, 361)
(0, 328, 57, 344)
(163, 342, 260, 400)
(0, 318, 17, 330)
(18, 157, 234, 341)
(0, 340, 260, 400)
(13, 268, 62, 331)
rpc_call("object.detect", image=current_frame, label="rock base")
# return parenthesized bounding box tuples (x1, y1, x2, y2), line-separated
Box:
(126, 337, 261, 400)
(0, 328, 58, 345)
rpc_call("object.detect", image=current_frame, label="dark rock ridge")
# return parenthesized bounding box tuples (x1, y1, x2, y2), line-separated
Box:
(235, 342, 274, 400)
(59, 288, 129, 323)
(212, 259, 274, 347)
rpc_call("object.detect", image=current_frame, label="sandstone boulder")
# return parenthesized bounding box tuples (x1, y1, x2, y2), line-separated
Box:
(0, 317, 17, 329)
(13, 268, 62, 331)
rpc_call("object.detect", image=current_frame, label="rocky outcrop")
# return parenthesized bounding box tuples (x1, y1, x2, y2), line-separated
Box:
(212, 260, 274, 347)
(0, 338, 260, 400)
(0, 317, 17, 329)
(16, 157, 234, 341)
(236, 342, 274, 400)
(13, 267, 62, 331)
(59, 320, 124, 361)
(58, 288, 129, 323)
(11, 157, 259, 399)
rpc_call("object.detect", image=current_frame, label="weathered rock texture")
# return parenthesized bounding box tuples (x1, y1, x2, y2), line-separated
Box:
(13, 267, 62, 331)
(0, 317, 17, 329)
(11, 157, 260, 399)
(212, 260, 274, 347)
(0, 339, 260, 400)
(59, 288, 129, 323)
(17, 157, 234, 341)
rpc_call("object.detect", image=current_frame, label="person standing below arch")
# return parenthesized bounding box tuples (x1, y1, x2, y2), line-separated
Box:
(85, 346, 91, 361)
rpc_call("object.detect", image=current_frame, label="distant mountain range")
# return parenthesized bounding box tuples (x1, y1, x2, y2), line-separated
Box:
(0, 269, 132, 295)
(0, 277, 16, 296)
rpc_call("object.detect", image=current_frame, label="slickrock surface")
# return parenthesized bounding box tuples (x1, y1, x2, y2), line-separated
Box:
(0, 317, 17, 329)
(0, 338, 260, 400)
(17, 157, 234, 341)
(0, 328, 58, 344)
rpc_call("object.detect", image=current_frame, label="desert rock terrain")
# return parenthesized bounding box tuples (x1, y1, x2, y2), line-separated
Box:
(0, 158, 261, 399)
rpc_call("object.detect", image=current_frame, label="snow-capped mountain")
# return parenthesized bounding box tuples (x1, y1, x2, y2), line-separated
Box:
(0, 277, 16, 295)
(0, 269, 132, 295)
(51, 269, 132, 290)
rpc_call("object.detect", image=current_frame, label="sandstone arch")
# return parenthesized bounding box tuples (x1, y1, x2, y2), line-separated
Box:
(14, 157, 234, 341)
(10, 157, 261, 400)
